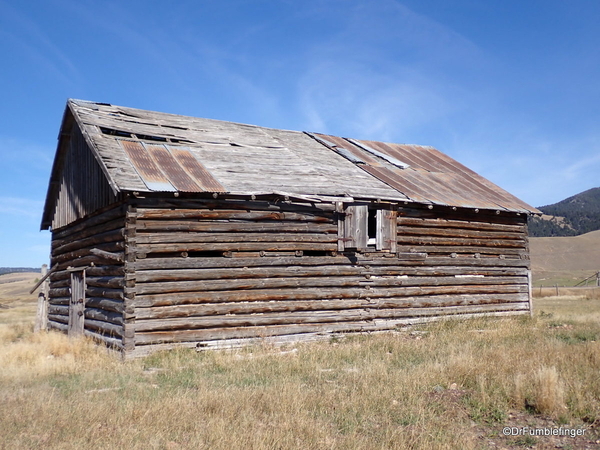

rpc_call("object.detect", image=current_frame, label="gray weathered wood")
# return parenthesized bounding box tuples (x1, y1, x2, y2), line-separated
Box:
(68, 271, 85, 338)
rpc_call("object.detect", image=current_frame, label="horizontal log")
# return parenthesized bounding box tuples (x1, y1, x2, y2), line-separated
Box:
(86, 297, 124, 313)
(86, 287, 124, 300)
(133, 308, 529, 344)
(90, 248, 124, 262)
(134, 274, 527, 295)
(85, 307, 123, 325)
(135, 276, 527, 297)
(50, 271, 125, 292)
(48, 305, 68, 316)
(396, 244, 525, 256)
(398, 209, 527, 227)
(52, 203, 126, 240)
(136, 220, 337, 233)
(52, 227, 124, 256)
(397, 217, 525, 233)
(134, 265, 528, 283)
(49, 287, 70, 298)
(84, 329, 123, 349)
(48, 320, 68, 332)
(54, 255, 124, 273)
(48, 296, 69, 305)
(136, 209, 333, 222)
(133, 284, 528, 307)
(135, 232, 336, 245)
(133, 255, 350, 270)
(84, 318, 123, 337)
(137, 242, 337, 254)
(397, 235, 527, 249)
(51, 265, 125, 282)
(131, 254, 530, 271)
(374, 255, 530, 267)
(135, 293, 528, 319)
(48, 313, 68, 324)
(224, 251, 305, 258)
(51, 241, 125, 265)
(135, 265, 367, 283)
(49, 302, 124, 322)
(86, 276, 125, 289)
(133, 302, 530, 332)
(135, 197, 336, 214)
(397, 226, 525, 241)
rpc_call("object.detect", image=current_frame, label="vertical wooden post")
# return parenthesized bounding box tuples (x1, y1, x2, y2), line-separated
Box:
(123, 204, 137, 354)
(527, 269, 533, 318)
(336, 202, 345, 252)
(34, 264, 49, 332)
(597, 271, 600, 287)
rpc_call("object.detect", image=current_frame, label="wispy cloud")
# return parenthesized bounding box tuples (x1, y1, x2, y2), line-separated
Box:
(0, 197, 44, 220)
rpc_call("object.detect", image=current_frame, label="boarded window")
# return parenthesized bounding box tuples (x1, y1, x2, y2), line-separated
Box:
(376, 209, 397, 252)
(344, 205, 368, 250)
(343, 205, 396, 251)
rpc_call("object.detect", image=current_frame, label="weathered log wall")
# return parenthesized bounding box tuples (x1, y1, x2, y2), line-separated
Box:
(395, 206, 531, 315)
(47, 203, 127, 348)
(125, 199, 531, 356)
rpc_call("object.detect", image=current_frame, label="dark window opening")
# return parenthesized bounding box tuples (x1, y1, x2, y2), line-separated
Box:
(135, 134, 168, 142)
(100, 127, 132, 138)
(367, 208, 377, 244)
(144, 251, 223, 259)
(303, 250, 329, 257)
(187, 251, 224, 258)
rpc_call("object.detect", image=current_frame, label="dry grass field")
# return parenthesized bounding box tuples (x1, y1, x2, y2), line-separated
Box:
(1, 272, 599, 449)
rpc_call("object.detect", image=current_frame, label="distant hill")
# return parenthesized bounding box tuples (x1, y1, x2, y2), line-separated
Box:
(529, 187, 600, 237)
(0, 267, 41, 276)
(530, 229, 600, 286)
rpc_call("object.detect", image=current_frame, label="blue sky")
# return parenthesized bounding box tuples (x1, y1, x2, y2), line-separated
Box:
(1, 0, 599, 267)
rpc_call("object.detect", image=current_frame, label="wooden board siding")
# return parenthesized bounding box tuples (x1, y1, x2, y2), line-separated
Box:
(47, 203, 126, 349)
(123, 199, 531, 355)
(50, 126, 121, 230)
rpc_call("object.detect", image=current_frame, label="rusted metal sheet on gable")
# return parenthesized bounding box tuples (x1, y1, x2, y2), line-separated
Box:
(168, 146, 227, 193)
(119, 140, 226, 193)
(144, 144, 202, 192)
(119, 140, 176, 192)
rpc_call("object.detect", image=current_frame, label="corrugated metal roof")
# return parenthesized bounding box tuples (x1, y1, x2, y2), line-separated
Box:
(55, 99, 539, 214)
(312, 133, 538, 213)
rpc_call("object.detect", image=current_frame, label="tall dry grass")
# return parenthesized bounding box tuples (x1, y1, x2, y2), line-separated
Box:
(1, 295, 599, 449)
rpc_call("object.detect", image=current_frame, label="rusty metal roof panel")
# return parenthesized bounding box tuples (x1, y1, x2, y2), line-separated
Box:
(168, 146, 227, 193)
(336, 136, 539, 213)
(119, 140, 176, 192)
(145, 143, 202, 192)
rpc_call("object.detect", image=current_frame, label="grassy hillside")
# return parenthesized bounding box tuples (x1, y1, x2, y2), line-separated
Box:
(529, 230, 600, 286)
(529, 187, 600, 237)
(0, 267, 40, 276)
(0, 272, 41, 325)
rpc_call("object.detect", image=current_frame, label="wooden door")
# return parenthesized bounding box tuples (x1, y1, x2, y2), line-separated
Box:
(68, 270, 86, 337)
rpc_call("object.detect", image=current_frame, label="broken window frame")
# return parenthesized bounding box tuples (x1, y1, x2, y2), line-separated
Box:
(341, 203, 397, 252)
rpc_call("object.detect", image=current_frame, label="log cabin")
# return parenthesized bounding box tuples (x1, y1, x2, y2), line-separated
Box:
(40, 99, 540, 357)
